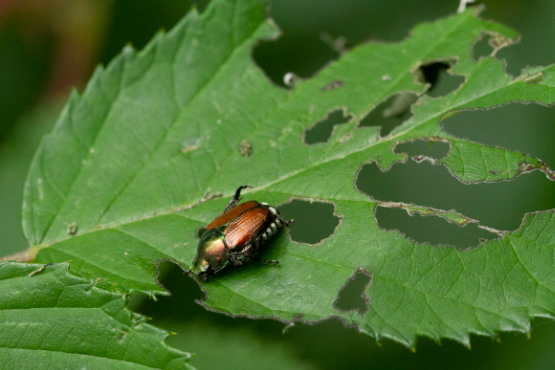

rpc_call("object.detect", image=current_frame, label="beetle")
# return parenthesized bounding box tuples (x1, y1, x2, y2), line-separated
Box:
(189, 185, 294, 280)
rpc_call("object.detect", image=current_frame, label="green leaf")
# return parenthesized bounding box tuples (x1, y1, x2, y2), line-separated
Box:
(14, 0, 555, 347)
(0, 262, 194, 369)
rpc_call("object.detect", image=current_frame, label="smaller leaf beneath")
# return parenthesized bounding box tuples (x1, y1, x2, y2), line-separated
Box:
(0, 262, 194, 370)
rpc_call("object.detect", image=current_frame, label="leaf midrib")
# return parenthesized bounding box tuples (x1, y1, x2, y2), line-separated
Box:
(39, 10, 526, 256)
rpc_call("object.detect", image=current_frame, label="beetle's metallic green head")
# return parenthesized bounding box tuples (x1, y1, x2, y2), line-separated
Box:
(189, 227, 229, 279)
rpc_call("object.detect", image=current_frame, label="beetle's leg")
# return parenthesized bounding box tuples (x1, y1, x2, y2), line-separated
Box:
(212, 260, 231, 273)
(277, 215, 294, 228)
(229, 254, 244, 266)
(265, 206, 294, 229)
(250, 256, 280, 266)
(224, 185, 251, 212)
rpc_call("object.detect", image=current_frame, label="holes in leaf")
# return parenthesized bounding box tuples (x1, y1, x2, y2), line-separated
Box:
(442, 103, 555, 168)
(357, 160, 555, 246)
(359, 62, 462, 137)
(420, 62, 464, 98)
(472, 33, 496, 61)
(375, 207, 497, 250)
(334, 268, 371, 314)
(253, 35, 338, 88)
(395, 139, 450, 160)
(278, 200, 341, 245)
(359, 94, 415, 137)
(137, 260, 205, 316)
(304, 109, 352, 144)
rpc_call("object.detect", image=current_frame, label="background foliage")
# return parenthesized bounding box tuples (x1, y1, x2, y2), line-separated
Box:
(1, 0, 555, 369)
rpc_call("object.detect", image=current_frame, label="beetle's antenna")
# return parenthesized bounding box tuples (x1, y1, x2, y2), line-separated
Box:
(233, 185, 251, 201)
(225, 185, 252, 212)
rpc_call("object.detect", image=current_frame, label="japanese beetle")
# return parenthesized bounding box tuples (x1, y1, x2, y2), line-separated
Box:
(189, 185, 294, 280)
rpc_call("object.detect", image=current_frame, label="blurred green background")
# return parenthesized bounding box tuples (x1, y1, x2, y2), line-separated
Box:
(1, 0, 555, 369)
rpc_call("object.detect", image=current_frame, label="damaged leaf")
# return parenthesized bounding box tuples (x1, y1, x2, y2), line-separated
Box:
(8, 0, 555, 348)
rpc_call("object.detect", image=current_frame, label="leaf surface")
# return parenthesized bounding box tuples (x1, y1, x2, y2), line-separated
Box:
(16, 0, 555, 346)
(0, 262, 194, 369)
